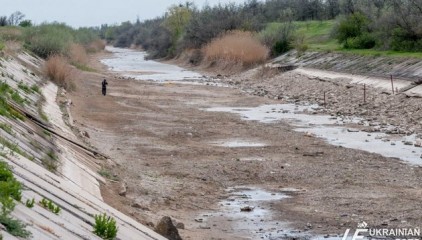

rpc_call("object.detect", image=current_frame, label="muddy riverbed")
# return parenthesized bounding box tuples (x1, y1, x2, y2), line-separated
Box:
(67, 48, 422, 239)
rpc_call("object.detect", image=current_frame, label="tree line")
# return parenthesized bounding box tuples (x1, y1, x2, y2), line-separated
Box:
(101, 0, 422, 59)
(0, 11, 32, 27)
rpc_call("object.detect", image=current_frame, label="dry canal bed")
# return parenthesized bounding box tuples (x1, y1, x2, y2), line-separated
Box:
(66, 47, 422, 239)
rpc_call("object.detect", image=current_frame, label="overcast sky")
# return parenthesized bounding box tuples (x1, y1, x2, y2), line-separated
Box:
(1, 0, 249, 28)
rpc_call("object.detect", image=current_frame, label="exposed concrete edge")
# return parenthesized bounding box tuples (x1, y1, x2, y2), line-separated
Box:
(42, 82, 103, 199)
(293, 68, 420, 95)
(404, 85, 422, 97)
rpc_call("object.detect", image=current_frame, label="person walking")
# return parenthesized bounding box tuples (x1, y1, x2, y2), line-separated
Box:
(102, 78, 108, 96)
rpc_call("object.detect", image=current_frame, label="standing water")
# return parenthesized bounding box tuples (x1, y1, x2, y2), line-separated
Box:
(206, 104, 422, 165)
(101, 46, 204, 81)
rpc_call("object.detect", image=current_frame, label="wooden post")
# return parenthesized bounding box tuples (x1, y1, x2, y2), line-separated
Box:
(364, 84, 366, 103)
(324, 91, 326, 106)
(390, 75, 395, 94)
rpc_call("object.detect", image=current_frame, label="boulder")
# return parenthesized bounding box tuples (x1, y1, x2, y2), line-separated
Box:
(154, 216, 182, 240)
(119, 182, 127, 196)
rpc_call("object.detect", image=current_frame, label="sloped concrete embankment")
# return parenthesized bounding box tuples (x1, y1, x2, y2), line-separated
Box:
(0, 51, 165, 239)
(272, 51, 422, 97)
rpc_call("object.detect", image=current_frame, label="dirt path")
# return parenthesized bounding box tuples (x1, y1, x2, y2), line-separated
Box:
(67, 53, 422, 239)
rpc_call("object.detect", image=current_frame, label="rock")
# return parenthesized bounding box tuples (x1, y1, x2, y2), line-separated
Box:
(119, 182, 127, 196)
(0, 223, 6, 231)
(303, 152, 324, 157)
(175, 222, 185, 229)
(403, 141, 413, 146)
(347, 128, 359, 132)
(106, 159, 117, 168)
(194, 218, 203, 223)
(82, 131, 90, 138)
(154, 216, 183, 240)
(131, 199, 149, 211)
(306, 223, 313, 229)
(414, 139, 422, 147)
(240, 206, 254, 212)
(304, 132, 315, 137)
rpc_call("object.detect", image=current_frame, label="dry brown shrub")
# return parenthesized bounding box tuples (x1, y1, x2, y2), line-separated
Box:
(86, 39, 106, 53)
(68, 43, 88, 65)
(203, 31, 269, 66)
(43, 55, 73, 89)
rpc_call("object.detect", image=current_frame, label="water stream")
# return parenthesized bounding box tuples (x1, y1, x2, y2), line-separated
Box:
(102, 46, 204, 81)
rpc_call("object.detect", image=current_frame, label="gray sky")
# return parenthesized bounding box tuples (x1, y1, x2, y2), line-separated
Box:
(1, 0, 249, 28)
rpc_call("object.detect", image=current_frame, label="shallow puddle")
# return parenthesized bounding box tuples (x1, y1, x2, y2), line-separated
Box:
(206, 104, 422, 165)
(211, 139, 267, 148)
(198, 187, 343, 240)
(296, 127, 421, 164)
(102, 47, 204, 81)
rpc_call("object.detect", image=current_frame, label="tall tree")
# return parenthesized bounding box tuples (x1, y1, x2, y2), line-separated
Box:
(7, 11, 25, 26)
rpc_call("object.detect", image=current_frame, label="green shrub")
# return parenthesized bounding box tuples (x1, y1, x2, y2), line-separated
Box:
(24, 23, 74, 58)
(39, 198, 48, 208)
(391, 28, 422, 52)
(0, 162, 29, 238)
(18, 82, 31, 94)
(19, 20, 32, 28)
(10, 91, 26, 105)
(25, 198, 35, 208)
(39, 198, 61, 215)
(273, 40, 292, 55)
(73, 28, 99, 46)
(93, 213, 118, 240)
(0, 161, 22, 207)
(0, 215, 31, 238)
(259, 22, 295, 56)
(0, 123, 13, 135)
(41, 156, 57, 172)
(335, 13, 374, 49)
(345, 32, 376, 49)
(30, 84, 40, 94)
(0, 94, 25, 120)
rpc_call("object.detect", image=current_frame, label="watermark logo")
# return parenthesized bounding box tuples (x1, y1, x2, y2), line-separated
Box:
(342, 222, 421, 240)
(357, 221, 368, 229)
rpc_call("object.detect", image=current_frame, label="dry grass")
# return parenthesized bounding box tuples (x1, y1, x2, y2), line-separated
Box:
(203, 31, 269, 66)
(43, 55, 73, 89)
(86, 39, 106, 53)
(0, 27, 23, 41)
(68, 43, 88, 65)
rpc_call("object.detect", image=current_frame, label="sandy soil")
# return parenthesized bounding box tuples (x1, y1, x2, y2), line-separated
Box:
(67, 52, 422, 239)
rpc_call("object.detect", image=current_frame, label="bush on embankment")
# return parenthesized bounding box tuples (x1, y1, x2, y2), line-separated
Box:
(24, 23, 74, 59)
(43, 55, 73, 89)
(203, 31, 269, 67)
(18, 23, 104, 89)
